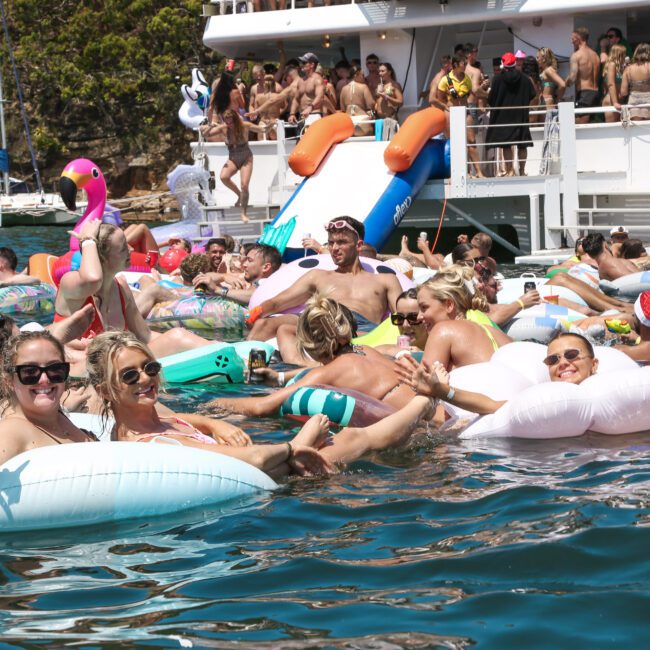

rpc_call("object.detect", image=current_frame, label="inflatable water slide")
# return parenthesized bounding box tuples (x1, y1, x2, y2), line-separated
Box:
(261, 109, 450, 261)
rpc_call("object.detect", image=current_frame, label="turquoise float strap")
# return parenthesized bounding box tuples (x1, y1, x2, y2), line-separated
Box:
(280, 386, 356, 426)
(286, 368, 311, 387)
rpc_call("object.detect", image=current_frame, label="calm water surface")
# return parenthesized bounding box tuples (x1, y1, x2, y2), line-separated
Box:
(1, 226, 649, 648)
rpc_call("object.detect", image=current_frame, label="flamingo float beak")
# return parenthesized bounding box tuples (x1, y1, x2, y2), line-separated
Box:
(59, 170, 91, 211)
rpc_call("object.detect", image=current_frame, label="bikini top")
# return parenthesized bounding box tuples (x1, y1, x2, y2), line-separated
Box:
(127, 416, 217, 446)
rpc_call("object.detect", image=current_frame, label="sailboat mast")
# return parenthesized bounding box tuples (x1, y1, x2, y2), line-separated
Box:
(0, 0, 43, 198)
(0, 65, 9, 195)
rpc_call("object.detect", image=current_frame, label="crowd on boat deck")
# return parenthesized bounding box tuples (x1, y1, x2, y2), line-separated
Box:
(199, 25, 649, 181)
(1, 207, 649, 475)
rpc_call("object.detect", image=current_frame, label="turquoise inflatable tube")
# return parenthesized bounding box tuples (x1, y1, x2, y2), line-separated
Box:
(159, 341, 275, 383)
(0, 443, 277, 533)
(280, 384, 395, 427)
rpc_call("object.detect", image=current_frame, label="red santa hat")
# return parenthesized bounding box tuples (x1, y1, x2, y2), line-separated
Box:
(501, 52, 517, 68)
(634, 291, 650, 328)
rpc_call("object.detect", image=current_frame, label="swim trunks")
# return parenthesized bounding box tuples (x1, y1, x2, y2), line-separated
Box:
(350, 310, 379, 334)
(575, 89, 600, 109)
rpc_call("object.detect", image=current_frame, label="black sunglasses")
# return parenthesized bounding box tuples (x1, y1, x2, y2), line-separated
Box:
(14, 362, 70, 385)
(391, 312, 420, 326)
(542, 348, 589, 367)
(119, 361, 162, 385)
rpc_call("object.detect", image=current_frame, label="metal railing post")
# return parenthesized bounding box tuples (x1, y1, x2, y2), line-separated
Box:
(558, 101, 579, 246)
(449, 106, 467, 197)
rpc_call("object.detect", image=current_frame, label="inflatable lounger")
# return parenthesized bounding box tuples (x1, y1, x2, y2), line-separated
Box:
(148, 295, 246, 332)
(0, 284, 56, 314)
(0, 443, 276, 533)
(160, 341, 276, 384)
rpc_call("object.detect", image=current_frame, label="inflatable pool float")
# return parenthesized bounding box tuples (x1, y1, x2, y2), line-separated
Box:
(280, 384, 395, 427)
(600, 271, 650, 299)
(440, 341, 649, 439)
(0, 443, 276, 533)
(352, 317, 400, 347)
(497, 277, 588, 307)
(159, 341, 275, 384)
(249, 255, 414, 317)
(0, 284, 56, 314)
(147, 294, 246, 332)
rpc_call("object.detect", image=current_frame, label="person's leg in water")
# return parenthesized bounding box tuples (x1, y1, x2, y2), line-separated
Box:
(239, 158, 253, 223)
(124, 224, 159, 254)
(220, 160, 242, 207)
(47, 303, 95, 344)
(134, 284, 176, 318)
(148, 328, 212, 356)
(320, 395, 435, 466)
(247, 313, 298, 342)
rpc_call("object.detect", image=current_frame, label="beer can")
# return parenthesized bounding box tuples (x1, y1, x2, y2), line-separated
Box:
(248, 348, 267, 383)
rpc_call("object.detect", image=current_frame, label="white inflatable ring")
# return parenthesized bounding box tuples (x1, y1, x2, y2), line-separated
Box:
(599, 271, 650, 299)
(0, 443, 276, 533)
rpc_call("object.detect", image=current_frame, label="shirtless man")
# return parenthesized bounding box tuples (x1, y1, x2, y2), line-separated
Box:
(247, 65, 299, 122)
(289, 52, 325, 125)
(253, 75, 287, 139)
(364, 53, 381, 98)
(566, 27, 601, 124)
(0, 247, 40, 287)
(244, 216, 403, 346)
(428, 55, 452, 107)
(192, 243, 282, 307)
(464, 43, 489, 111)
(582, 232, 650, 281)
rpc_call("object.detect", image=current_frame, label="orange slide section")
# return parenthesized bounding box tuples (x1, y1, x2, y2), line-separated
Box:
(288, 113, 355, 177)
(384, 107, 446, 173)
(28, 253, 57, 286)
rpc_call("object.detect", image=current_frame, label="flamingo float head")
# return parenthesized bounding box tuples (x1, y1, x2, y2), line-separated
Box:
(59, 158, 107, 251)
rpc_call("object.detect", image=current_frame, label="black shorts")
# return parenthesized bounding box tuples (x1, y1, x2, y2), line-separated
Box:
(575, 89, 600, 109)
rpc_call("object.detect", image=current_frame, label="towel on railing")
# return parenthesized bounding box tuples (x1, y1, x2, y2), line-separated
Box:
(539, 108, 560, 175)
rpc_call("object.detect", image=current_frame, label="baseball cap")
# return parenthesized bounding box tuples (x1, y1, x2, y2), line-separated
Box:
(609, 225, 629, 236)
(634, 291, 650, 328)
(298, 52, 319, 64)
(515, 49, 527, 59)
(501, 52, 516, 68)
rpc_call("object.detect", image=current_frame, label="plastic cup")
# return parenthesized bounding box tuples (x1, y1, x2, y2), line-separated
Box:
(146, 250, 159, 267)
(419, 232, 427, 241)
(397, 335, 411, 349)
(545, 294, 559, 305)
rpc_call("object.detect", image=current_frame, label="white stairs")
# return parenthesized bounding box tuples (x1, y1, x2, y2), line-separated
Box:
(195, 204, 275, 244)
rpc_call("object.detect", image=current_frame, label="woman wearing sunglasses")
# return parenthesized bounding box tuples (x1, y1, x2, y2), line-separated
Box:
(0, 331, 98, 466)
(400, 333, 599, 415)
(86, 331, 435, 474)
(376, 289, 428, 357)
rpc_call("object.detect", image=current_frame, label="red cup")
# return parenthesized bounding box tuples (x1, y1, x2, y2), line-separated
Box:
(146, 250, 159, 267)
(545, 294, 559, 305)
(225, 58, 236, 72)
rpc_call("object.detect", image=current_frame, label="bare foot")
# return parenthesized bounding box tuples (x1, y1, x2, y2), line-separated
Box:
(400, 234, 411, 256)
(292, 413, 331, 449)
(241, 212, 250, 223)
(47, 303, 95, 344)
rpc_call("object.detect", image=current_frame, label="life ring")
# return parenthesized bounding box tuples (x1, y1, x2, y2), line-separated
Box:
(0, 443, 276, 533)
(249, 255, 414, 316)
(0, 284, 57, 314)
(600, 271, 650, 298)
(147, 294, 246, 332)
(497, 277, 588, 307)
(443, 342, 648, 439)
(280, 384, 396, 427)
(159, 340, 275, 384)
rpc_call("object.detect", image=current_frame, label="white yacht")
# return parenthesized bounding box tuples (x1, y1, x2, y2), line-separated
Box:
(195, 0, 650, 262)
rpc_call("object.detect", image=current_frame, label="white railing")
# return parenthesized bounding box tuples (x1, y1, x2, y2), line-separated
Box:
(204, 0, 357, 15)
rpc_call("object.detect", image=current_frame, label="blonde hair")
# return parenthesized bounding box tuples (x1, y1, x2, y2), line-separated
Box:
(633, 42, 650, 65)
(417, 264, 489, 316)
(96, 223, 120, 264)
(608, 44, 627, 76)
(296, 293, 356, 362)
(537, 47, 558, 71)
(263, 74, 276, 93)
(86, 331, 163, 423)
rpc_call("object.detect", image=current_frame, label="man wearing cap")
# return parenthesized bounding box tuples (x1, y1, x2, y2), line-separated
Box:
(288, 52, 324, 125)
(485, 52, 536, 176)
(609, 226, 629, 257)
(582, 232, 650, 281)
(566, 27, 600, 124)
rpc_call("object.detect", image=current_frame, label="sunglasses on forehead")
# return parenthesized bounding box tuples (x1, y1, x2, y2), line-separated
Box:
(391, 312, 420, 326)
(14, 362, 70, 385)
(325, 220, 360, 237)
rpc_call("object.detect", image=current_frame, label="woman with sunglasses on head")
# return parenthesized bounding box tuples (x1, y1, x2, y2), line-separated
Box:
(400, 333, 599, 416)
(417, 265, 512, 372)
(87, 331, 434, 474)
(0, 331, 98, 466)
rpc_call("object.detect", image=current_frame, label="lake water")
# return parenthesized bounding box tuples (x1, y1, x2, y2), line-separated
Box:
(1, 226, 649, 648)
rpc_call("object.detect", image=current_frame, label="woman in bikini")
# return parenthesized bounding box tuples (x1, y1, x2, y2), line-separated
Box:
(602, 44, 626, 123)
(374, 62, 403, 120)
(211, 294, 422, 418)
(204, 74, 246, 143)
(417, 265, 512, 371)
(618, 42, 650, 121)
(0, 331, 98, 466)
(87, 331, 434, 471)
(340, 65, 375, 136)
(54, 220, 212, 368)
(537, 47, 566, 110)
(201, 109, 271, 223)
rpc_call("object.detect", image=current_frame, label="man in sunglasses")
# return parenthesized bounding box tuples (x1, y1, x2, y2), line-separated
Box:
(246, 216, 403, 350)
